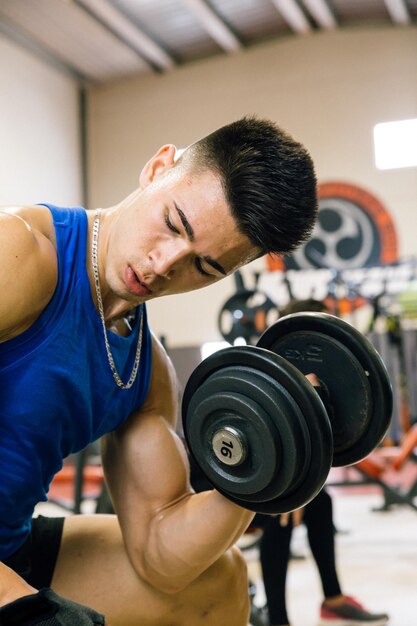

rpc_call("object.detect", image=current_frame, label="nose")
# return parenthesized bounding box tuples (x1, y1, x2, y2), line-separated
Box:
(150, 240, 189, 278)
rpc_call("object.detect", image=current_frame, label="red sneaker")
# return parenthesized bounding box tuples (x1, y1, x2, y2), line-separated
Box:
(319, 596, 389, 625)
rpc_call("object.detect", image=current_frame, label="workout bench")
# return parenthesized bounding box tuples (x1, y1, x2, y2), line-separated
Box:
(327, 432, 417, 513)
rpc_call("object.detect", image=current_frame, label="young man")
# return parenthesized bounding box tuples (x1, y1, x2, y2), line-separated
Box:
(0, 117, 317, 625)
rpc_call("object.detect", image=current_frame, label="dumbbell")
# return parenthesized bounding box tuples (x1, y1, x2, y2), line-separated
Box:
(182, 313, 392, 514)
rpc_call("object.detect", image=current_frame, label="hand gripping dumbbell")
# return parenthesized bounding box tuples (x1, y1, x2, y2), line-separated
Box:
(182, 313, 392, 514)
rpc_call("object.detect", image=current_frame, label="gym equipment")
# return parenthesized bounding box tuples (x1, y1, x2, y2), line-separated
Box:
(368, 327, 403, 443)
(218, 270, 277, 344)
(182, 313, 392, 514)
(400, 324, 417, 424)
(258, 313, 392, 466)
(328, 451, 417, 513)
(183, 345, 332, 513)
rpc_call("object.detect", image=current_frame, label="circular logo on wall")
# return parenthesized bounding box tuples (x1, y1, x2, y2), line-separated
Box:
(267, 182, 398, 271)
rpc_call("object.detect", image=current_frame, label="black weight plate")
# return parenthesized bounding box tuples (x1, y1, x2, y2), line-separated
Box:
(260, 331, 371, 459)
(185, 368, 310, 500)
(258, 313, 393, 466)
(218, 289, 277, 343)
(182, 346, 333, 514)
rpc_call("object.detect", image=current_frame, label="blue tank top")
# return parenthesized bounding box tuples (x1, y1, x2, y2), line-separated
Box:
(0, 205, 152, 559)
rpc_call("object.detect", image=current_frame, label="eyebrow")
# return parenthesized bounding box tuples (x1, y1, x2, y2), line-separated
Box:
(175, 202, 194, 241)
(174, 202, 227, 275)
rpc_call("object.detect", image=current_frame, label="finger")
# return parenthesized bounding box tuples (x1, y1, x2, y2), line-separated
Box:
(305, 373, 320, 387)
(280, 513, 290, 526)
(292, 507, 304, 526)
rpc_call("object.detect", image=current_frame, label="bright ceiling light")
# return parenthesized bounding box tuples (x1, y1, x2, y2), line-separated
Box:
(374, 118, 417, 170)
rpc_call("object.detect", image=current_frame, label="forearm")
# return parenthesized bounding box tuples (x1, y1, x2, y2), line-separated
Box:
(142, 490, 254, 593)
(103, 385, 254, 593)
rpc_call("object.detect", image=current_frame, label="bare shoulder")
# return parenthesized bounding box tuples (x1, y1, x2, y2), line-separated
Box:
(0, 207, 58, 341)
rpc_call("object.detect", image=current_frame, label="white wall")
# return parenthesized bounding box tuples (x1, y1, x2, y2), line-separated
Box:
(0, 35, 82, 206)
(87, 27, 417, 346)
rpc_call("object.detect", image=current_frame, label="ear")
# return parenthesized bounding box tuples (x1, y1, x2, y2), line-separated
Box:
(139, 144, 177, 189)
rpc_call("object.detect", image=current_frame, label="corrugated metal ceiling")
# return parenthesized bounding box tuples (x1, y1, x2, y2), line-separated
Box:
(0, 0, 415, 83)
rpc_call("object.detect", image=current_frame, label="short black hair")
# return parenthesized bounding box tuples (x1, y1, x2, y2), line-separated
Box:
(189, 116, 318, 256)
(280, 298, 329, 317)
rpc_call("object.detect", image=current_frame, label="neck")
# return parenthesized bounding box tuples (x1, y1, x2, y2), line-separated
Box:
(103, 299, 136, 323)
(87, 207, 137, 324)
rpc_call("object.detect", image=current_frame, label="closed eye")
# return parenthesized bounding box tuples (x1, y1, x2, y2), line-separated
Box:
(165, 213, 180, 234)
(195, 257, 212, 277)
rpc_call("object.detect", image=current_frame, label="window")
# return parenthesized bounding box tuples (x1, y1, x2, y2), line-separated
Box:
(373, 118, 417, 170)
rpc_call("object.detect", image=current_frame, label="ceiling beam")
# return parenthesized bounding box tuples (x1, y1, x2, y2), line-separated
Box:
(76, 0, 175, 70)
(271, 0, 311, 34)
(181, 0, 242, 52)
(301, 0, 337, 30)
(383, 0, 411, 24)
(0, 12, 88, 82)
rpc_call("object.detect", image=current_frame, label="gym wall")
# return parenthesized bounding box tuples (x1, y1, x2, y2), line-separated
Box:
(87, 27, 417, 347)
(0, 35, 82, 206)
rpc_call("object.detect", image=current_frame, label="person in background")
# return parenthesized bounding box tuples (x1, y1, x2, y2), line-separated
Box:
(255, 298, 389, 626)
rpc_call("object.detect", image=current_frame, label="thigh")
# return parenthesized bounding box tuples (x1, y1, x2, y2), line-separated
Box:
(51, 514, 249, 626)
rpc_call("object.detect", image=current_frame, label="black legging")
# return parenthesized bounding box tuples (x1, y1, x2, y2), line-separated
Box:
(254, 488, 342, 625)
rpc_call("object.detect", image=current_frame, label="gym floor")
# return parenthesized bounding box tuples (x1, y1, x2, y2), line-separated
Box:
(245, 466, 417, 626)
(37, 464, 416, 626)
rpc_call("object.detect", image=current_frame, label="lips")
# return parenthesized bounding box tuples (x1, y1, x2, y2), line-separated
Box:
(124, 266, 152, 297)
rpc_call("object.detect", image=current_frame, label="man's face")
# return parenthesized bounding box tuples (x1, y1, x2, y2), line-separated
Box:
(107, 162, 257, 304)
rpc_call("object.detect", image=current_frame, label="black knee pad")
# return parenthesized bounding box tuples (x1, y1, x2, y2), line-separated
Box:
(0, 588, 105, 625)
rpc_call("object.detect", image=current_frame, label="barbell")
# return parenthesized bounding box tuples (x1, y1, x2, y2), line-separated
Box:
(182, 313, 392, 514)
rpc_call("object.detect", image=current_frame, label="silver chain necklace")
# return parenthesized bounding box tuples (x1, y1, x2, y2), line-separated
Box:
(91, 209, 144, 389)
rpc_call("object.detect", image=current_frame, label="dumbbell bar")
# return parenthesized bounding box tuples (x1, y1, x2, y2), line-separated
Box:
(182, 313, 392, 514)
